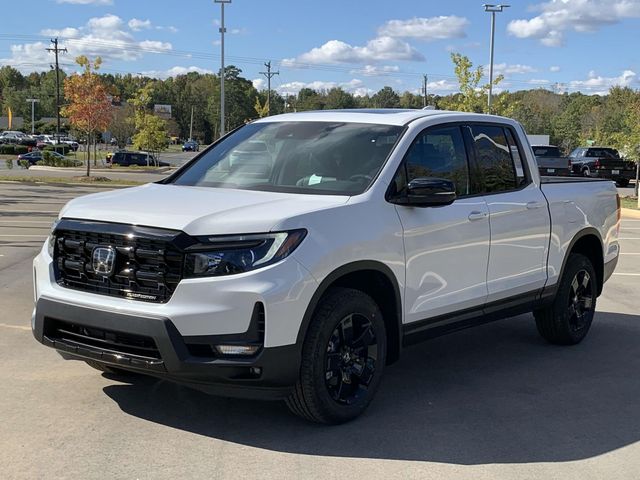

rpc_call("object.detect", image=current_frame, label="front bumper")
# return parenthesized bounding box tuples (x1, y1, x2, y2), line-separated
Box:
(32, 297, 301, 400)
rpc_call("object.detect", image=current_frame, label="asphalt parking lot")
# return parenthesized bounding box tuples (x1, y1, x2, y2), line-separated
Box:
(1, 181, 639, 479)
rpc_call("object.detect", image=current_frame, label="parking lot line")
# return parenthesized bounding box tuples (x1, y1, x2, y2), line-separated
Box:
(619, 253, 640, 255)
(0, 235, 48, 237)
(618, 237, 640, 240)
(612, 273, 640, 276)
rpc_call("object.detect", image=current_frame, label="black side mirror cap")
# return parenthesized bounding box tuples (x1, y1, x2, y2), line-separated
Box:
(392, 177, 457, 207)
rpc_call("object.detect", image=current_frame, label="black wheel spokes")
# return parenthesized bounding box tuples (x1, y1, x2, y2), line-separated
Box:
(568, 270, 594, 331)
(325, 313, 377, 405)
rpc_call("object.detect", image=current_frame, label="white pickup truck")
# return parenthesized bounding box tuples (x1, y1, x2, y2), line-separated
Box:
(32, 110, 621, 424)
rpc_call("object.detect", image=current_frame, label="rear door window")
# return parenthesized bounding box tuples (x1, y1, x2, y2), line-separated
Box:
(467, 124, 518, 193)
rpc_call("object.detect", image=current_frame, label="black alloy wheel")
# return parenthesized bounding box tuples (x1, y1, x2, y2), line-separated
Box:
(324, 313, 378, 405)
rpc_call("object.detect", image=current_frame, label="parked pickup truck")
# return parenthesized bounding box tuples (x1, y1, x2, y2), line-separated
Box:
(532, 144, 571, 176)
(32, 110, 621, 424)
(569, 146, 635, 187)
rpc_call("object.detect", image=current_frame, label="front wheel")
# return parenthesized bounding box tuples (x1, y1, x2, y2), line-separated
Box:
(534, 253, 597, 345)
(286, 287, 386, 424)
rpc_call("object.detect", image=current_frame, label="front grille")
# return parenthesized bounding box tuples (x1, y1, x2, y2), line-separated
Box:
(53, 220, 189, 303)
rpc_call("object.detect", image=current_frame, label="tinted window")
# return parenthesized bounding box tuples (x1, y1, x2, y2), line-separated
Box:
(172, 122, 403, 195)
(533, 146, 561, 157)
(504, 128, 527, 186)
(112, 153, 127, 165)
(402, 126, 469, 196)
(469, 125, 517, 193)
(586, 148, 619, 158)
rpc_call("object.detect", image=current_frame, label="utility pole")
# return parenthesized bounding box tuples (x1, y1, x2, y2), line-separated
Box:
(214, 0, 231, 137)
(483, 4, 509, 114)
(46, 38, 67, 144)
(259, 61, 279, 115)
(26, 98, 40, 134)
(189, 105, 194, 140)
(422, 74, 428, 107)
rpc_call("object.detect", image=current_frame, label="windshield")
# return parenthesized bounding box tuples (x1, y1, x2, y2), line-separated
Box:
(171, 121, 403, 195)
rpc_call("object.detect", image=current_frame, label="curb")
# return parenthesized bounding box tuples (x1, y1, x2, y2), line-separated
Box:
(28, 166, 173, 174)
(621, 207, 640, 219)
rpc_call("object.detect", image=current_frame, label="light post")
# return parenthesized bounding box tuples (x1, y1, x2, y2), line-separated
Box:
(26, 98, 40, 134)
(214, 0, 231, 137)
(483, 4, 509, 114)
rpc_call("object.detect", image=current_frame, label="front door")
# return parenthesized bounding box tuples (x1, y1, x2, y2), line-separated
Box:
(393, 125, 490, 324)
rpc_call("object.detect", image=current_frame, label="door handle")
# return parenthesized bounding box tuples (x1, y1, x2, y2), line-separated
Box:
(468, 211, 488, 221)
(526, 201, 543, 210)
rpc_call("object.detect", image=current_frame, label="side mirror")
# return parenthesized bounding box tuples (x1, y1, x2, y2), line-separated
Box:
(394, 177, 457, 207)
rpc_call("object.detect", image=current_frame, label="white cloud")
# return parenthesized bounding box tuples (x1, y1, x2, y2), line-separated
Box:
(378, 16, 469, 40)
(128, 18, 152, 31)
(569, 69, 637, 94)
(277, 78, 367, 96)
(549, 65, 561, 72)
(350, 65, 400, 76)
(141, 66, 214, 79)
(57, 0, 113, 4)
(283, 36, 424, 65)
(252, 78, 266, 90)
(0, 14, 174, 71)
(427, 79, 459, 93)
(507, 0, 640, 46)
(529, 79, 551, 85)
(491, 63, 538, 75)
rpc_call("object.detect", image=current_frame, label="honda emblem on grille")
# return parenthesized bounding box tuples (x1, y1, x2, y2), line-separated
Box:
(92, 246, 116, 276)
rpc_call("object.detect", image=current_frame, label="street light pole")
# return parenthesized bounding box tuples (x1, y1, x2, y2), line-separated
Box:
(26, 98, 40, 134)
(483, 4, 509, 114)
(214, 0, 231, 137)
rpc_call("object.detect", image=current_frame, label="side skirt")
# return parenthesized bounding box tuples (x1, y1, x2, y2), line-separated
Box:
(402, 288, 554, 347)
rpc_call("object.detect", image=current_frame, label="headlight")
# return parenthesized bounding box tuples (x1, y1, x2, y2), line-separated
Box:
(184, 229, 307, 278)
(47, 219, 60, 257)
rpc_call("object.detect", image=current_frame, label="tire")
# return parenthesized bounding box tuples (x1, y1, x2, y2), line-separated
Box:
(616, 179, 629, 188)
(534, 253, 597, 345)
(286, 287, 387, 424)
(84, 360, 132, 376)
(582, 167, 591, 177)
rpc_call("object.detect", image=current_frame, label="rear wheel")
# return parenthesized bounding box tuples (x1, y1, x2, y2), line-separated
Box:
(534, 253, 597, 345)
(582, 167, 591, 177)
(286, 287, 386, 424)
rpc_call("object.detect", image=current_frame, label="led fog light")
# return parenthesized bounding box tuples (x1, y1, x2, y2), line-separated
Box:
(215, 344, 260, 356)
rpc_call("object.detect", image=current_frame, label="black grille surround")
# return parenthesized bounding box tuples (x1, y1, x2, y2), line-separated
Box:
(53, 219, 197, 303)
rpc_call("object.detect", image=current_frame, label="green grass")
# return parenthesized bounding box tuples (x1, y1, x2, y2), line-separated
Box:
(0, 175, 144, 186)
(621, 196, 639, 210)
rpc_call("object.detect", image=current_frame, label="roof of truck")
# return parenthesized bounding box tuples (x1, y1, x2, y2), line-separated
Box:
(254, 109, 513, 126)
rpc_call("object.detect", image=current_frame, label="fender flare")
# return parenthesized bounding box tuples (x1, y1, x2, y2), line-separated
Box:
(295, 260, 403, 362)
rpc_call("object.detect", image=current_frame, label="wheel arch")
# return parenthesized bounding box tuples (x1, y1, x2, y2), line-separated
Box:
(560, 228, 605, 296)
(297, 261, 403, 365)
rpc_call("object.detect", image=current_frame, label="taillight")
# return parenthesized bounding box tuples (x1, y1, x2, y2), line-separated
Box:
(616, 193, 621, 235)
(567, 159, 571, 168)
(595, 159, 601, 168)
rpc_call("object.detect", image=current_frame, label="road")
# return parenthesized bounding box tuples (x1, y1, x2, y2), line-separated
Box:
(0, 182, 639, 479)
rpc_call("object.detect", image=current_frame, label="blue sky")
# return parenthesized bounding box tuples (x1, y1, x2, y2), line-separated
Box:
(2, 0, 639, 96)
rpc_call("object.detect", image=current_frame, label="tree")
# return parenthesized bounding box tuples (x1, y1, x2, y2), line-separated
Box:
(108, 103, 135, 148)
(254, 96, 269, 118)
(445, 53, 509, 114)
(371, 87, 400, 108)
(324, 88, 355, 109)
(131, 83, 169, 163)
(62, 56, 112, 176)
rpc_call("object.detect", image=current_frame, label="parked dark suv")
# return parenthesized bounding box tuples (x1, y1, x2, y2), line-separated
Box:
(108, 151, 170, 167)
(569, 147, 635, 187)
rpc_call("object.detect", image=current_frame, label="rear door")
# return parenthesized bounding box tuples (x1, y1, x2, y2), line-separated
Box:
(394, 125, 490, 322)
(465, 123, 550, 302)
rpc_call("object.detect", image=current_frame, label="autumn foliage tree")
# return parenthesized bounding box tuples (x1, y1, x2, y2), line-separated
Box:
(62, 56, 112, 176)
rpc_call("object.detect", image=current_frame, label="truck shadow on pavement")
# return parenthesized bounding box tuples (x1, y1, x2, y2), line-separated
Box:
(103, 312, 640, 464)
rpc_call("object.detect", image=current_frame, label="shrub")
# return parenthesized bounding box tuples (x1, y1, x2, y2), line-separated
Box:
(5, 159, 13, 169)
(14, 145, 28, 155)
(38, 151, 82, 168)
(18, 160, 30, 169)
(0, 145, 15, 154)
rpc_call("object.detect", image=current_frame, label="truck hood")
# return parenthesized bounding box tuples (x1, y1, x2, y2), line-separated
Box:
(59, 183, 349, 235)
